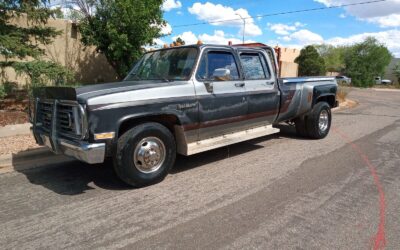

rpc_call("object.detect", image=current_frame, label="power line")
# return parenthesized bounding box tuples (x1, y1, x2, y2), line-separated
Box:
(172, 0, 387, 28)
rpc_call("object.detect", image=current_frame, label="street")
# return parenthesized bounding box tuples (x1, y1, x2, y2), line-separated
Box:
(1, 88, 399, 249)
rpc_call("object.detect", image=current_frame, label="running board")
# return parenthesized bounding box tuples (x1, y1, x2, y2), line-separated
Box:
(178, 125, 280, 156)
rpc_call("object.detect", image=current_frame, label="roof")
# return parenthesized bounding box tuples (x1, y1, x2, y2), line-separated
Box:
(148, 43, 274, 53)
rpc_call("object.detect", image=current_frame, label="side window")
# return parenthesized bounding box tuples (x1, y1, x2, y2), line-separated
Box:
(196, 51, 239, 81)
(240, 53, 269, 80)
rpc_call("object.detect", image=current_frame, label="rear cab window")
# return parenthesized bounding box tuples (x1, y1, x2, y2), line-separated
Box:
(239, 52, 271, 80)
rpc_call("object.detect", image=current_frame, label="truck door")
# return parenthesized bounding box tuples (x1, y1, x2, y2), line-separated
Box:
(193, 48, 247, 140)
(238, 50, 280, 127)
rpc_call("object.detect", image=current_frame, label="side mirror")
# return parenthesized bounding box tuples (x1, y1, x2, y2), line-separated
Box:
(212, 68, 231, 81)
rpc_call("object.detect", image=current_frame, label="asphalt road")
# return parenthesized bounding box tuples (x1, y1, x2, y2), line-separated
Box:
(1, 88, 399, 249)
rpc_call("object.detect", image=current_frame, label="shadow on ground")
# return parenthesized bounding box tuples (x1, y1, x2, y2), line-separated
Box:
(15, 124, 305, 195)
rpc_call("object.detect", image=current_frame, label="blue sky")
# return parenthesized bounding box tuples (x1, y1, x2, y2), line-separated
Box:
(159, 0, 400, 57)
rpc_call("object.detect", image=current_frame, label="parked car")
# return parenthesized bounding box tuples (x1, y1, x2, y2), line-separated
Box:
(31, 44, 338, 187)
(375, 77, 392, 85)
(335, 75, 351, 85)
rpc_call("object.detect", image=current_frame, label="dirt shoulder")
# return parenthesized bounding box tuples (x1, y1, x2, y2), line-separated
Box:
(0, 135, 41, 156)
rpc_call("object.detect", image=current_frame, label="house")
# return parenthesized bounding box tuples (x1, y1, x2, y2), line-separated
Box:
(1, 15, 119, 87)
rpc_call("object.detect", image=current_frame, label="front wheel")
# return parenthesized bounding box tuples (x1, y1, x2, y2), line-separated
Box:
(113, 122, 176, 187)
(306, 102, 332, 139)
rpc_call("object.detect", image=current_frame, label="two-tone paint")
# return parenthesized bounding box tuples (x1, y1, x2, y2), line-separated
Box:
(32, 44, 337, 162)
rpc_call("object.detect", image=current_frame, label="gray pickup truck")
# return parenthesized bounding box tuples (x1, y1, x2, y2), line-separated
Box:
(31, 44, 337, 187)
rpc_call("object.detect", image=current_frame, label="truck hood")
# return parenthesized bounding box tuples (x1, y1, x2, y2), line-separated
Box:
(33, 80, 178, 103)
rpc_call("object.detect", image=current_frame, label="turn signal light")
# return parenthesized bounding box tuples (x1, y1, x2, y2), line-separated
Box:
(94, 132, 115, 140)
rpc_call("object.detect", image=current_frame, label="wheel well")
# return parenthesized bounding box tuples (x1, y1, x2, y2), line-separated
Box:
(118, 114, 180, 138)
(315, 95, 335, 108)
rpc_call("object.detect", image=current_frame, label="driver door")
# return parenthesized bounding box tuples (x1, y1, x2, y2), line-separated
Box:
(194, 49, 247, 140)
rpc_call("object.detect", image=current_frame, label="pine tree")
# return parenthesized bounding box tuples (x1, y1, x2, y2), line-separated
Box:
(295, 45, 326, 76)
(0, 0, 73, 89)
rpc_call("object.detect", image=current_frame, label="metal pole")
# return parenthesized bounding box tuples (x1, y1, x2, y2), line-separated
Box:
(235, 13, 245, 43)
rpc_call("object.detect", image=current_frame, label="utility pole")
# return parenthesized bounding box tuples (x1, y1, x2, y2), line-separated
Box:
(235, 13, 246, 44)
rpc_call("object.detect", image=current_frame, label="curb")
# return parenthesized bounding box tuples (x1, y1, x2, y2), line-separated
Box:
(0, 98, 358, 175)
(0, 123, 31, 138)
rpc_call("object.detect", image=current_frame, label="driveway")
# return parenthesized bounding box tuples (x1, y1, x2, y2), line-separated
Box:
(1, 88, 399, 249)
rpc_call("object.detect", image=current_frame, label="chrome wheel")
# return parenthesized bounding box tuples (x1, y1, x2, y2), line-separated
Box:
(133, 137, 166, 173)
(318, 110, 329, 132)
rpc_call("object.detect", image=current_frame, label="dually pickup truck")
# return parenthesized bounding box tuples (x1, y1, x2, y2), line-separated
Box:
(31, 44, 337, 187)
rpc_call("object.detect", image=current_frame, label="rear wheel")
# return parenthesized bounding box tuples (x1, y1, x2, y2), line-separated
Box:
(113, 122, 176, 187)
(306, 102, 332, 139)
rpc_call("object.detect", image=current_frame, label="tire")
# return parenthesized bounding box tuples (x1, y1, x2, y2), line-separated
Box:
(306, 102, 332, 139)
(294, 116, 309, 137)
(113, 122, 176, 187)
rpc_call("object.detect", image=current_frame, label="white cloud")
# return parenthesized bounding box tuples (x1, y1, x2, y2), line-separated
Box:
(173, 30, 255, 45)
(280, 29, 324, 45)
(268, 22, 304, 35)
(339, 13, 346, 18)
(160, 23, 172, 35)
(172, 31, 199, 45)
(326, 29, 400, 57)
(188, 2, 262, 36)
(314, 0, 400, 27)
(162, 0, 182, 12)
(199, 30, 255, 44)
(153, 38, 166, 46)
(366, 13, 400, 27)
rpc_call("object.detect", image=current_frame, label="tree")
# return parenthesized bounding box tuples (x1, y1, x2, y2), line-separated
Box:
(394, 61, 400, 84)
(295, 45, 326, 76)
(78, 0, 166, 78)
(0, 0, 73, 89)
(344, 37, 392, 87)
(172, 37, 185, 46)
(315, 44, 348, 73)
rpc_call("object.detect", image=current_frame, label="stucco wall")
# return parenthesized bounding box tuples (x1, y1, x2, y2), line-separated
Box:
(1, 15, 119, 87)
(278, 47, 300, 77)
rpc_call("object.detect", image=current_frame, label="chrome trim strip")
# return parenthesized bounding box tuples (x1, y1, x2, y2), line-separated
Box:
(78, 104, 88, 140)
(282, 77, 335, 84)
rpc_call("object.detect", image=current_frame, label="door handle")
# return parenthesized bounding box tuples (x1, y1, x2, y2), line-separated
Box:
(265, 82, 274, 85)
(235, 83, 245, 87)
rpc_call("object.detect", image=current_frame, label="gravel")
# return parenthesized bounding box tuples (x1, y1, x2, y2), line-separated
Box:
(0, 135, 41, 155)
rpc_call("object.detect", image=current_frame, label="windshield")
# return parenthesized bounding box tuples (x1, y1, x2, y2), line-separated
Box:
(124, 47, 198, 82)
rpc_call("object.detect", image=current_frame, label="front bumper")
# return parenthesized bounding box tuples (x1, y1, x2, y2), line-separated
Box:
(33, 129, 105, 164)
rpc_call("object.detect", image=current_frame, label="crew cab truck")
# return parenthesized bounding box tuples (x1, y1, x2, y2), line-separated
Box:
(31, 44, 337, 187)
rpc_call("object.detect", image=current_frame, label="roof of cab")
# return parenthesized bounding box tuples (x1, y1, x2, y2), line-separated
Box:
(148, 43, 274, 53)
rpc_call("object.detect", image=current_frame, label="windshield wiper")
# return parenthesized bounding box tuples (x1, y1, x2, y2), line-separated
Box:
(153, 73, 173, 82)
(127, 73, 141, 81)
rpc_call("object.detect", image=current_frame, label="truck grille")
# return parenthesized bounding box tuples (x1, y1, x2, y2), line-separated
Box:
(36, 100, 85, 139)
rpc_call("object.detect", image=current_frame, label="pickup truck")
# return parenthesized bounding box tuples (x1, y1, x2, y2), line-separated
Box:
(31, 44, 338, 187)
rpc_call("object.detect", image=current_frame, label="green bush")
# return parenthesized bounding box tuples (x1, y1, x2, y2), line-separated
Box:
(0, 84, 6, 100)
(3, 81, 17, 95)
(344, 37, 392, 87)
(295, 46, 326, 76)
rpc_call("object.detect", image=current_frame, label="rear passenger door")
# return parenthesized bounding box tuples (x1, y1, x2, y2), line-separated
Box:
(238, 50, 280, 127)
